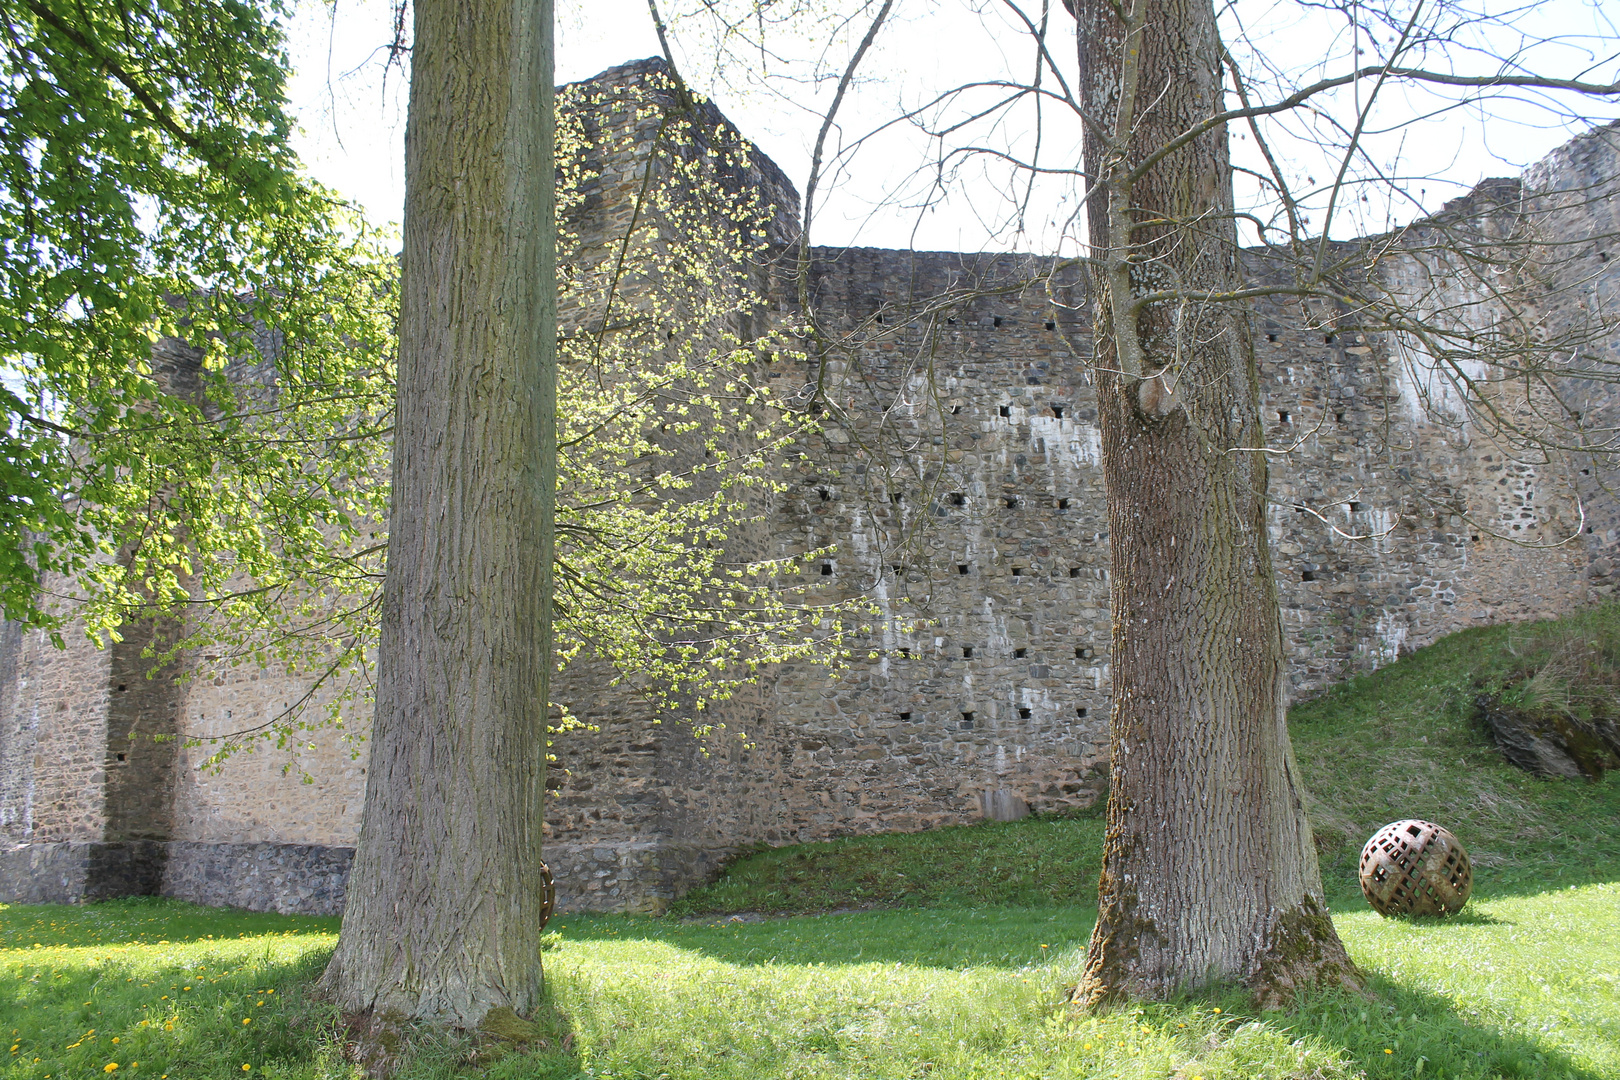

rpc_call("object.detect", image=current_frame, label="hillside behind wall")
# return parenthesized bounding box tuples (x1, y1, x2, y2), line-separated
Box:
(2, 64, 1616, 914)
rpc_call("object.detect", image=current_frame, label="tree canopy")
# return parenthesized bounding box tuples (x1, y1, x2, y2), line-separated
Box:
(0, 3, 854, 766)
(0, 0, 396, 646)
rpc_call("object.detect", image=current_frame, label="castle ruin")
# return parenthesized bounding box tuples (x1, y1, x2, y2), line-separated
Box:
(4, 59, 1618, 914)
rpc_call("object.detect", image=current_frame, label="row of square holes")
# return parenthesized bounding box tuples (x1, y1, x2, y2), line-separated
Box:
(1264, 332, 1342, 344)
(1276, 410, 1351, 424)
(819, 491, 1074, 509)
(879, 315, 1061, 331)
(943, 404, 1068, 418)
(867, 319, 1342, 342)
(892, 706, 1095, 724)
(887, 644, 1096, 661)
(821, 562, 1099, 577)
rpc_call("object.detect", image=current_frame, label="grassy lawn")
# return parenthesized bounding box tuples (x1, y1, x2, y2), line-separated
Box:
(3, 608, 1619, 1078)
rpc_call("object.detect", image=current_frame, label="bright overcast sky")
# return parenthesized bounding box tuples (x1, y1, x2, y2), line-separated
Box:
(283, 0, 1619, 253)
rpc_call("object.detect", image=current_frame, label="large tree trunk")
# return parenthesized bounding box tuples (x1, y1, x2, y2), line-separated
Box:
(319, 0, 556, 1025)
(1071, 0, 1358, 1006)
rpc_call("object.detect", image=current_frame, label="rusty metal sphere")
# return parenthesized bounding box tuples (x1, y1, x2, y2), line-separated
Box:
(538, 860, 557, 930)
(1359, 819, 1472, 916)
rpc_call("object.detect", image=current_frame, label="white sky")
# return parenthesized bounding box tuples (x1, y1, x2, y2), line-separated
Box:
(282, 0, 1620, 253)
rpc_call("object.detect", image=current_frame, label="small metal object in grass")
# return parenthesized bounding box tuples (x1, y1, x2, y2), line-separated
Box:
(1359, 819, 1472, 916)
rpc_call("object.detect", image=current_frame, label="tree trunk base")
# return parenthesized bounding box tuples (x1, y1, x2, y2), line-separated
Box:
(336, 1008, 414, 1080)
(1074, 895, 1361, 1011)
(1245, 896, 1363, 1010)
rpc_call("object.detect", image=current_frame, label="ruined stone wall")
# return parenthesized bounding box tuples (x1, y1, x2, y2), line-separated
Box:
(0, 615, 113, 847)
(2, 63, 1616, 915)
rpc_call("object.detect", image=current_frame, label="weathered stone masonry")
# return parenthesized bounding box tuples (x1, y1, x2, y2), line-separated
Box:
(3, 59, 1617, 914)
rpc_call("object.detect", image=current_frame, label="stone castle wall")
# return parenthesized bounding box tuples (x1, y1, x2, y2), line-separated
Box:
(2, 61, 1616, 914)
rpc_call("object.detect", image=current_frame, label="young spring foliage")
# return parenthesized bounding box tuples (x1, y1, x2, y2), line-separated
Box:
(551, 72, 861, 731)
(5, 44, 857, 763)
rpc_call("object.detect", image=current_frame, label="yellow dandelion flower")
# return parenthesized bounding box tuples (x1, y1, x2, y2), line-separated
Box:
(112, 1038, 119, 1044)
(1385, 1049, 1394, 1054)
(1212, 1007, 1222, 1013)
(104, 1064, 119, 1073)
(242, 1065, 251, 1072)
(242, 1018, 251, 1025)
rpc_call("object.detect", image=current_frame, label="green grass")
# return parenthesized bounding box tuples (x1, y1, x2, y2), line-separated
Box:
(669, 813, 1107, 917)
(0, 898, 341, 1079)
(1290, 607, 1620, 904)
(3, 608, 1619, 1078)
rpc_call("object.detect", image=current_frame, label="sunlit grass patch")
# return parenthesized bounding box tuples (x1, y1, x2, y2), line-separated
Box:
(436, 895, 1612, 1080)
(469, 908, 1361, 1080)
(1, 899, 342, 1080)
(2, 889, 1615, 1079)
(1333, 882, 1620, 1079)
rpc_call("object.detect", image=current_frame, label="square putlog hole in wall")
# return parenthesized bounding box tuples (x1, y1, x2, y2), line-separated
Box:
(1018, 707, 1032, 719)
(999, 404, 1011, 417)
(1014, 647, 1027, 659)
(961, 711, 976, 729)
(1075, 646, 1092, 659)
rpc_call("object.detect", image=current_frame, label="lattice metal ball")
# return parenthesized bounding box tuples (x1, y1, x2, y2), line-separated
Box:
(1359, 819, 1472, 916)
(538, 860, 557, 931)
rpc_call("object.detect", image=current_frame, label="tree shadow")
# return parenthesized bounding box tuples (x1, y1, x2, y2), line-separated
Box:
(1256, 972, 1607, 1080)
(552, 904, 1098, 970)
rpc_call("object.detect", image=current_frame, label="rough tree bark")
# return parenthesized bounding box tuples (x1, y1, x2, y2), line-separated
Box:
(1069, 0, 1360, 1006)
(319, 0, 557, 1025)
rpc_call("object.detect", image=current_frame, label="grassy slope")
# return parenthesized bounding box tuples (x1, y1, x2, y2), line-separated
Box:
(674, 606, 1620, 917)
(3, 609, 1619, 1079)
(1290, 610, 1620, 904)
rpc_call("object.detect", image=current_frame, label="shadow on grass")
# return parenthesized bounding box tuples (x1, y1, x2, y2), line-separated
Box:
(559, 904, 1608, 1080)
(554, 904, 1099, 970)
(1257, 972, 1605, 1080)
